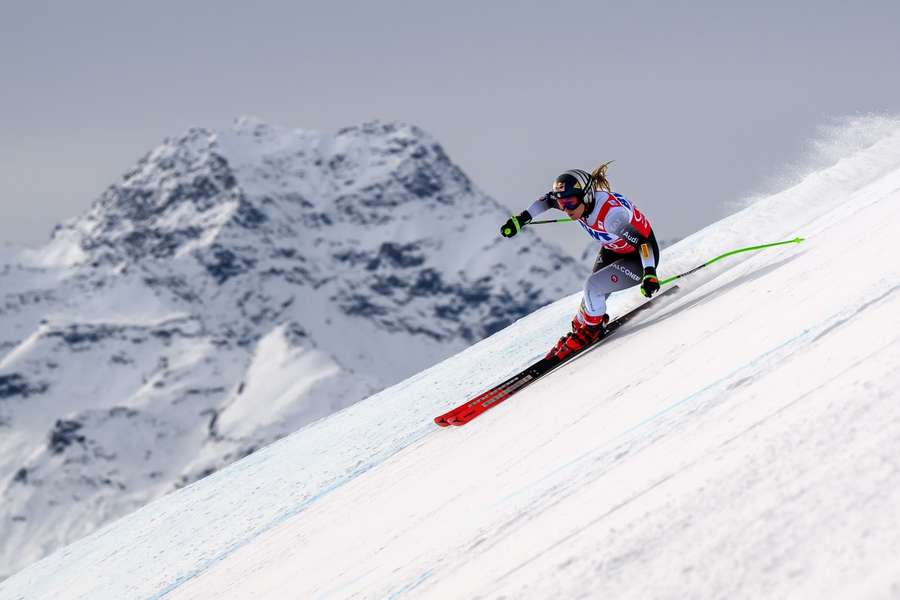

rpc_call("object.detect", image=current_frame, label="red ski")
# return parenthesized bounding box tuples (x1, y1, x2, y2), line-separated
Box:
(434, 285, 680, 427)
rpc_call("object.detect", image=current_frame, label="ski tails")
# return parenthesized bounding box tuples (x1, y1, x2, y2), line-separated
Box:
(433, 285, 680, 427)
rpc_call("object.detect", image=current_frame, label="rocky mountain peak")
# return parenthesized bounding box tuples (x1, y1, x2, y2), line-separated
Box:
(51, 119, 477, 271)
(50, 127, 244, 266)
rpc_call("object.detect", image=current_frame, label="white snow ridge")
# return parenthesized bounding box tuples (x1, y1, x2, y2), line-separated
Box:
(3, 115, 900, 599)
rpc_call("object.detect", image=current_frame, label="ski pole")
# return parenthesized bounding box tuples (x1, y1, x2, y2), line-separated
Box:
(525, 218, 804, 284)
(660, 237, 805, 286)
(528, 218, 575, 225)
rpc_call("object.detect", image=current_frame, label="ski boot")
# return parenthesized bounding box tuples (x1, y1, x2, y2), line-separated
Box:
(545, 313, 608, 362)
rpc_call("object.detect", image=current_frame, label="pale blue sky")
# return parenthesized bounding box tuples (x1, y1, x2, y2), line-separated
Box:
(2, 0, 899, 254)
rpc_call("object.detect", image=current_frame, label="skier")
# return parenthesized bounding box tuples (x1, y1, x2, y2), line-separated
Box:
(500, 162, 661, 361)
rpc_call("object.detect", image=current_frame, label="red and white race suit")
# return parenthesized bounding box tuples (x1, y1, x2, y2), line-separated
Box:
(527, 190, 660, 321)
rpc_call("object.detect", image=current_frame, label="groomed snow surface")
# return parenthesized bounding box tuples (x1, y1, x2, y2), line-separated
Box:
(3, 117, 900, 599)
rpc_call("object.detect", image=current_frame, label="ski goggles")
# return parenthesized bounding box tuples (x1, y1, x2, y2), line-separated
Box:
(553, 194, 583, 211)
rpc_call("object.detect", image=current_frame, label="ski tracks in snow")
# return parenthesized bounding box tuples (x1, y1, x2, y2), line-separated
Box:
(471, 281, 900, 594)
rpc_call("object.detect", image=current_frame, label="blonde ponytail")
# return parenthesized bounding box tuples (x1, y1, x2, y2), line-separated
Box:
(590, 160, 614, 193)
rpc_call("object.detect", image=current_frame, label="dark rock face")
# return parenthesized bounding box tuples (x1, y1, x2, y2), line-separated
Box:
(199, 246, 259, 284)
(48, 420, 86, 454)
(46, 325, 122, 350)
(64, 130, 248, 265)
(0, 374, 48, 399)
(12, 468, 28, 484)
(369, 243, 426, 270)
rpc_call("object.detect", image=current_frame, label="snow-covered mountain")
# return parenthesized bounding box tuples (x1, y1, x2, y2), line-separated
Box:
(0, 118, 587, 580)
(2, 117, 899, 599)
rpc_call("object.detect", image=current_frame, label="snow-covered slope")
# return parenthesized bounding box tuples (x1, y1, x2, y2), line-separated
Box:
(3, 117, 900, 599)
(0, 118, 586, 580)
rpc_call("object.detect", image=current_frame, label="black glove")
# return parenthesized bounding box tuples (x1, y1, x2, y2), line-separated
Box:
(500, 210, 532, 238)
(640, 266, 660, 298)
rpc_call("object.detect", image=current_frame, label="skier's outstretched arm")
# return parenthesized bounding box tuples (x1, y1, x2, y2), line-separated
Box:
(500, 194, 553, 238)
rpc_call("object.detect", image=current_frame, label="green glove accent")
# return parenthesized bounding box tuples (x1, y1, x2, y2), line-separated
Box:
(501, 216, 521, 237)
(640, 270, 660, 298)
(500, 210, 532, 238)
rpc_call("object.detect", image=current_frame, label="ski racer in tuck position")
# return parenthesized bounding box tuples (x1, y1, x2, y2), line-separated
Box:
(500, 162, 661, 361)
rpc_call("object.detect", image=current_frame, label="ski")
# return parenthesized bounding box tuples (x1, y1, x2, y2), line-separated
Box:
(434, 285, 680, 427)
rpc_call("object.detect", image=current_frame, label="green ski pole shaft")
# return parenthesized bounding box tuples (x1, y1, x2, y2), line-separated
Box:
(659, 237, 805, 286)
(528, 218, 575, 225)
(520, 217, 803, 285)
